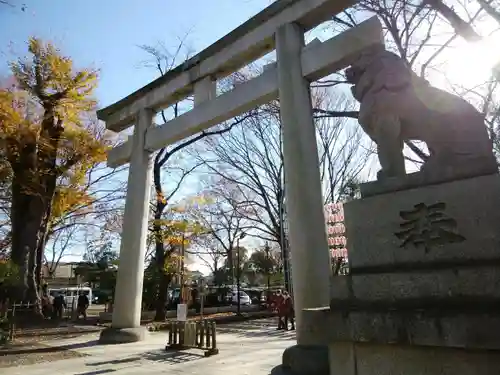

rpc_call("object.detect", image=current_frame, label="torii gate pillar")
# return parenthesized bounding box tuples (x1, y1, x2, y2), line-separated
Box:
(276, 22, 332, 342)
(276, 23, 332, 374)
(99, 109, 154, 343)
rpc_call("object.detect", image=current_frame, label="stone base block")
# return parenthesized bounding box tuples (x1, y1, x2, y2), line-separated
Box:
(329, 342, 500, 375)
(98, 326, 148, 344)
(360, 166, 498, 198)
(282, 344, 329, 375)
(344, 173, 500, 270)
(303, 306, 500, 350)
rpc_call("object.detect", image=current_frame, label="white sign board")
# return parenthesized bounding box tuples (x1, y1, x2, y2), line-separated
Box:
(176, 303, 188, 321)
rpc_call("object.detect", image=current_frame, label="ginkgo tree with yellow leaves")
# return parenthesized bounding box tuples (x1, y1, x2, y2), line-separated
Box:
(0, 38, 108, 303)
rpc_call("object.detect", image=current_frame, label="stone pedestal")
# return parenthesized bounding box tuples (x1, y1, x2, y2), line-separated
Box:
(302, 173, 500, 374)
(282, 344, 329, 375)
(98, 327, 148, 345)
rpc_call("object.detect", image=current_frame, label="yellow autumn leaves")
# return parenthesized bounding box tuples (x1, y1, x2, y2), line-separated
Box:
(149, 196, 213, 273)
(10, 38, 98, 126)
(0, 37, 109, 229)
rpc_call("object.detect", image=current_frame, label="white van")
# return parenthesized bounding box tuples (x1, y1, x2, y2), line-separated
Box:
(48, 287, 93, 307)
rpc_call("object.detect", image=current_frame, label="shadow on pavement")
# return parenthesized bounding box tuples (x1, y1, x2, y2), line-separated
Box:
(269, 364, 293, 375)
(85, 349, 203, 368)
(0, 339, 99, 356)
(74, 369, 117, 375)
(86, 356, 142, 367)
(62, 340, 101, 350)
(141, 349, 204, 364)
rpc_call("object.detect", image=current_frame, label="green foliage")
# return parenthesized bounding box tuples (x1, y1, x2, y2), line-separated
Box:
(74, 241, 118, 292)
(212, 268, 232, 286)
(83, 240, 118, 268)
(246, 244, 281, 276)
(73, 264, 117, 300)
(0, 259, 18, 325)
(247, 249, 274, 275)
(141, 263, 162, 310)
(0, 259, 19, 286)
(0, 320, 11, 345)
(244, 244, 284, 287)
(337, 178, 362, 202)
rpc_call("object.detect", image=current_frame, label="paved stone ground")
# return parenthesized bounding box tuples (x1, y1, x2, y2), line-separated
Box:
(2, 318, 295, 375)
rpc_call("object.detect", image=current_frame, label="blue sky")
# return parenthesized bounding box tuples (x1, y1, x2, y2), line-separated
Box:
(0, 0, 277, 273)
(0, 0, 273, 108)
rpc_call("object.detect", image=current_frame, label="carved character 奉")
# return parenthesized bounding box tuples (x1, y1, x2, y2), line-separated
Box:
(345, 46, 497, 181)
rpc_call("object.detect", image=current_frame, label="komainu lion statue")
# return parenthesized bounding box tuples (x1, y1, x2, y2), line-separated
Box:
(345, 46, 497, 181)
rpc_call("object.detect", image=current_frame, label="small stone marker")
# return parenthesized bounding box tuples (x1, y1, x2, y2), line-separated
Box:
(176, 303, 187, 322)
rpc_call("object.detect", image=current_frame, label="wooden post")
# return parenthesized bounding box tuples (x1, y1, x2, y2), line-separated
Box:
(198, 321, 205, 348)
(204, 319, 210, 348)
(211, 321, 217, 350)
(173, 322, 178, 345)
(9, 305, 15, 341)
(168, 322, 173, 344)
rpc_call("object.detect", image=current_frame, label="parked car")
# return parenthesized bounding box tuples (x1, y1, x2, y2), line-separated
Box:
(229, 291, 252, 306)
(243, 289, 265, 305)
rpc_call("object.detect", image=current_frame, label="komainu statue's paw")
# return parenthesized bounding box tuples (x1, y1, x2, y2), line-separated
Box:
(376, 169, 390, 181)
(376, 168, 405, 181)
(376, 169, 382, 180)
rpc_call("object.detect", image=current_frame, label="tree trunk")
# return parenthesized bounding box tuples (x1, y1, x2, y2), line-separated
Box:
(35, 240, 44, 292)
(153, 198, 168, 321)
(476, 0, 500, 25)
(31, 114, 63, 306)
(279, 232, 291, 292)
(425, 0, 481, 41)
(267, 273, 271, 298)
(35, 201, 53, 291)
(9, 137, 40, 302)
(155, 271, 171, 321)
(227, 247, 234, 284)
(35, 218, 50, 292)
(10, 181, 45, 302)
(9, 111, 62, 309)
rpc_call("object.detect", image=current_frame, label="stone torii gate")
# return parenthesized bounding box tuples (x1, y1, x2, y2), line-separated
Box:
(97, 0, 383, 351)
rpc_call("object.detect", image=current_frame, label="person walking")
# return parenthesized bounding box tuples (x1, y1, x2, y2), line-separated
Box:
(191, 283, 200, 313)
(41, 295, 53, 318)
(77, 292, 89, 320)
(274, 290, 286, 330)
(282, 291, 295, 331)
(53, 293, 66, 319)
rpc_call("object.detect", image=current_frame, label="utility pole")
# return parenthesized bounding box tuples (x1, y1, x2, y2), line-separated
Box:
(264, 242, 271, 302)
(278, 120, 291, 294)
(179, 220, 187, 303)
(279, 190, 291, 293)
(236, 232, 246, 315)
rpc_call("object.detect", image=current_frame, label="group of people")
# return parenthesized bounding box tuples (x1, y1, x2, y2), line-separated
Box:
(41, 292, 89, 320)
(271, 290, 295, 331)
